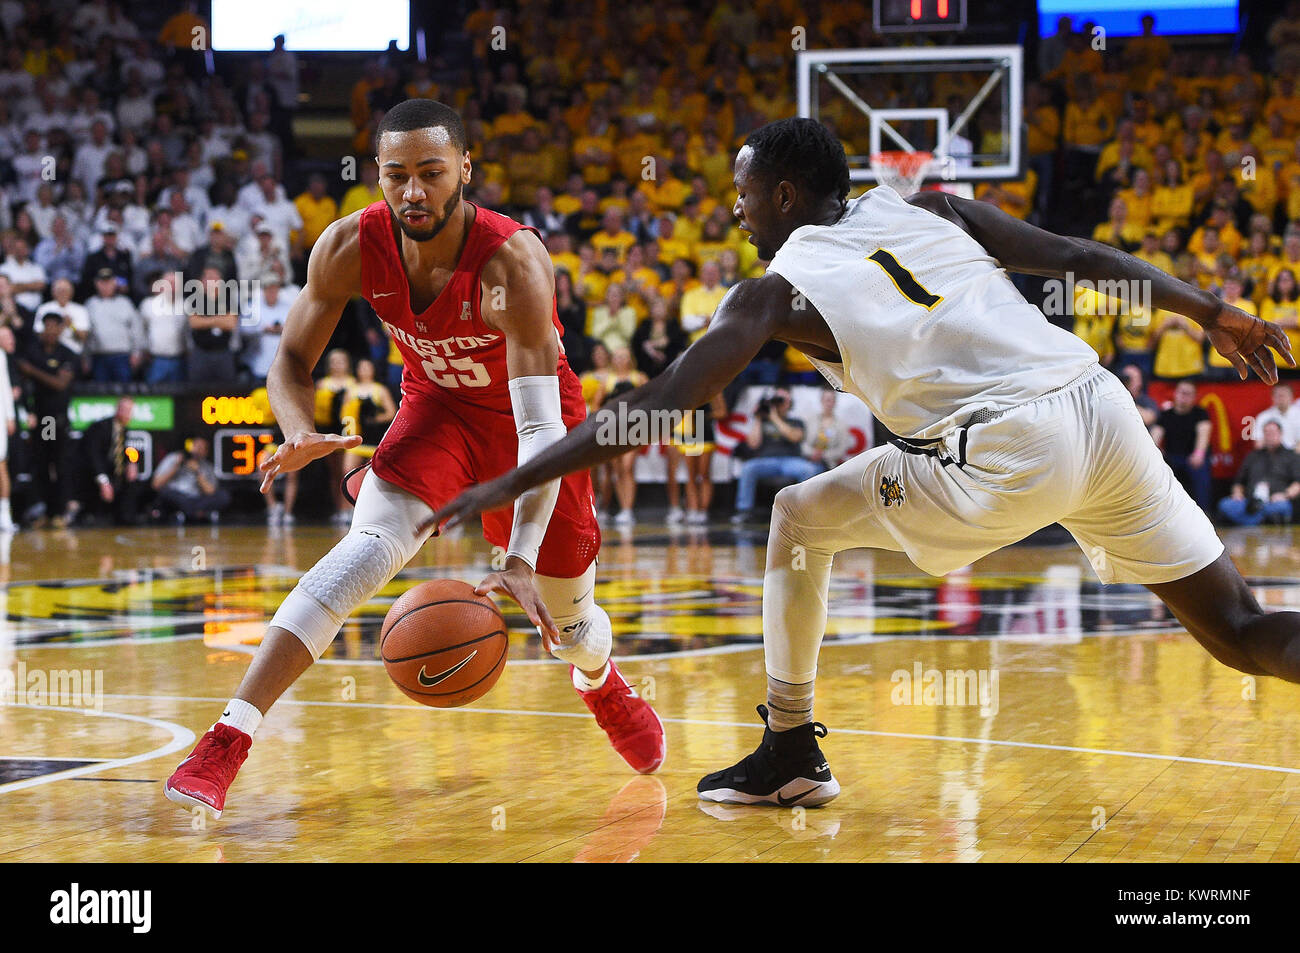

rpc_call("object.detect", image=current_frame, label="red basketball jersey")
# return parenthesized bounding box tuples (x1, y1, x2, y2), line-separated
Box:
(358, 200, 570, 415)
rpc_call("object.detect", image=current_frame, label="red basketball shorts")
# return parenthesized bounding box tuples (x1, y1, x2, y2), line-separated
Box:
(364, 376, 600, 578)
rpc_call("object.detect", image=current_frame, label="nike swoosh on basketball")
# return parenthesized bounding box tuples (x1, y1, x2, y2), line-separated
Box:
(776, 785, 819, 806)
(417, 651, 479, 687)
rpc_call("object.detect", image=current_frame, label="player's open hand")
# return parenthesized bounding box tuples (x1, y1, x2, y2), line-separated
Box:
(473, 556, 560, 648)
(258, 430, 362, 493)
(416, 475, 522, 537)
(1206, 303, 1296, 384)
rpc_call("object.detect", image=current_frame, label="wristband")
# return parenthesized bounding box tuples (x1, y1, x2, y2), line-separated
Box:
(505, 376, 565, 570)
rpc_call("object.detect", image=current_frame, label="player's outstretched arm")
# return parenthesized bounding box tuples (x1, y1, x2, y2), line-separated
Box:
(258, 214, 364, 492)
(474, 229, 566, 642)
(909, 191, 1296, 383)
(418, 275, 787, 533)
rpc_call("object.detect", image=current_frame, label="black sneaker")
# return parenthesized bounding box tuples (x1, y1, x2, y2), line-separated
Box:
(697, 705, 840, 806)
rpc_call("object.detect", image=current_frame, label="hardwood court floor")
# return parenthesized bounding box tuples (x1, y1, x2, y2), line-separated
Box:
(3, 519, 1300, 862)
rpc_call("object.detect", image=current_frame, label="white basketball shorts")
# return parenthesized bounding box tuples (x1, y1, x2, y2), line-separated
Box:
(807, 363, 1224, 584)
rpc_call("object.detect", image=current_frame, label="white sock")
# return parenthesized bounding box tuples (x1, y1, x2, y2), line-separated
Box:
(573, 662, 611, 692)
(0, 498, 9, 521)
(216, 698, 263, 737)
(549, 604, 613, 672)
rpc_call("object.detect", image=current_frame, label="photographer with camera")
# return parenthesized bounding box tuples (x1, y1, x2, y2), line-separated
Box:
(730, 388, 821, 524)
(151, 434, 231, 524)
(1217, 420, 1300, 526)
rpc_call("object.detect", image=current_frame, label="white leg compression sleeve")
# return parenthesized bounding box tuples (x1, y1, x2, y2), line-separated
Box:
(762, 455, 897, 683)
(271, 472, 434, 659)
(533, 563, 613, 672)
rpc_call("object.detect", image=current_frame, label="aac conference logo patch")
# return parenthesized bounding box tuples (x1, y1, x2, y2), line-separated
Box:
(880, 475, 905, 507)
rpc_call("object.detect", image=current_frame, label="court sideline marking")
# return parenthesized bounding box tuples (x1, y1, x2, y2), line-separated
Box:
(0, 706, 195, 794)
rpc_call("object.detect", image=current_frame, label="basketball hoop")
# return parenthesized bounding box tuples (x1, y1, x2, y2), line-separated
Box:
(870, 151, 933, 196)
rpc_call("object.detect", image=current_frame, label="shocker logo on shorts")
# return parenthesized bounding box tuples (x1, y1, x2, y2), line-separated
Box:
(880, 475, 905, 507)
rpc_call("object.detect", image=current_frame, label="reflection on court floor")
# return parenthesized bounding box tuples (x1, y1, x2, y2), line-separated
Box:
(3, 522, 1300, 861)
(4, 530, 1262, 652)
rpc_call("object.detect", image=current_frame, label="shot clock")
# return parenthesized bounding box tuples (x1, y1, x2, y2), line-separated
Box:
(874, 0, 967, 32)
(213, 428, 278, 478)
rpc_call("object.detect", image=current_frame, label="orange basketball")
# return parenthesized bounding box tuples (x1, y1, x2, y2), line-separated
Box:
(380, 580, 508, 708)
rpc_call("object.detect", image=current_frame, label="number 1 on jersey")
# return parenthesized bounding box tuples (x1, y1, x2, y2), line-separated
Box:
(867, 248, 943, 310)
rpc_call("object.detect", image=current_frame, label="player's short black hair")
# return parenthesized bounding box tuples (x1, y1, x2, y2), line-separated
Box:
(743, 118, 850, 206)
(376, 99, 467, 153)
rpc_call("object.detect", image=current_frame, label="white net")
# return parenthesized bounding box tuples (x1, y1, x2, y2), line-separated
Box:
(869, 151, 933, 196)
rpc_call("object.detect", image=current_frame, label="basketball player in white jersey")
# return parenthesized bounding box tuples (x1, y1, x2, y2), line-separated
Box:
(423, 118, 1299, 806)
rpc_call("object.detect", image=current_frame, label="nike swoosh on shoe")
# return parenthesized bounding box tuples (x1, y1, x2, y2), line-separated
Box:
(776, 785, 820, 806)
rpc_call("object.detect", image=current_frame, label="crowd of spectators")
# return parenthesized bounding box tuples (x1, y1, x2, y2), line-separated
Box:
(1011, 7, 1300, 525)
(0, 1, 325, 525)
(6, 0, 1300, 528)
(1013, 7, 1300, 390)
(1118, 365, 1300, 526)
(0, 3, 324, 399)
(356, 1, 888, 398)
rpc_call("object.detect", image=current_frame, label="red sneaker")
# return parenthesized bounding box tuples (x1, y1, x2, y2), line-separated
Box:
(575, 662, 666, 774)
(163, 723, 252, 818)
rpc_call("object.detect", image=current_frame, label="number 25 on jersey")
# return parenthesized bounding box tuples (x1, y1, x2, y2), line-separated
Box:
(421, 354, 491, 388)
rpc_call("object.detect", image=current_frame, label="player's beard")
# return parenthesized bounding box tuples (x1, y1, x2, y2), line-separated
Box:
(751, 234, 776, 261)
(743, 225, 776, 262)
(391, 181, 463, 242)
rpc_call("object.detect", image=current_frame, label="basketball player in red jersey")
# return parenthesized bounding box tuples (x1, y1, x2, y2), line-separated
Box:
(164, 100, 664, 818)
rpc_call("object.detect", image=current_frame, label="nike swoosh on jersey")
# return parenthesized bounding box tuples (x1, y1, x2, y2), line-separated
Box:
(371, 291, 395, 297)
(417, 651, 479, 687)
(572, 587, 593, 604)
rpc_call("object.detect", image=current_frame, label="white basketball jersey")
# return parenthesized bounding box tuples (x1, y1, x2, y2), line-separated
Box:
(766, 186, 1098, 440)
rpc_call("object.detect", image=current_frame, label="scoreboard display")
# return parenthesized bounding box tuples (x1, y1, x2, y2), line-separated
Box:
(196, 394, 278, 478)
(874, 0, 968, 31)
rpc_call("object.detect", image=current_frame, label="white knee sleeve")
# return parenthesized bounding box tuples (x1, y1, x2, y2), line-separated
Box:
(763, 485, 835, 684)
(274, 530, 406, 659)
(533, 564, 613, 671)
(272, 474, 433, 659)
